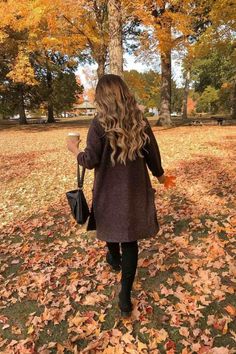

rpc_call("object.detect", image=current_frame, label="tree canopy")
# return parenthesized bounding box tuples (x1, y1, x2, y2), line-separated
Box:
(0, 0, 235, 123)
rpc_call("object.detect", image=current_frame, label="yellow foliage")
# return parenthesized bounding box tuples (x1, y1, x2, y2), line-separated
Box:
(6, 50, 38, 86)
(0, 0, 109, 83)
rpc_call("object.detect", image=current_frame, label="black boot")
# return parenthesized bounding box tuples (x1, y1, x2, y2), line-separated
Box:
(118, 241, 138, 317)
(118, 291, 133, 317)
(106, 251, 121, 271)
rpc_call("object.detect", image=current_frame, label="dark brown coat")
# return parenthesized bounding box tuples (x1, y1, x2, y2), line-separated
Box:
(77, 115, 164, 242)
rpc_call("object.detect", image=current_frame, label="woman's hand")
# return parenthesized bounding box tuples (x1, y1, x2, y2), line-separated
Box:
(66, 136, 81, 157)
(157, 174, 166, 184)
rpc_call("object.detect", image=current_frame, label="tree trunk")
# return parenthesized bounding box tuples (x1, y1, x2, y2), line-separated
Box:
(48, 102, 54, 123)
(182, 70, 190, 120)
(108, 0, 123, 76)
(97, 54, 106, 79)
(232, 80, 236, 119)
(19, 85, 27, 125)
(158, 49, 172, 126)
(46, 69, 55, 123)
(1, 96, 6, 120)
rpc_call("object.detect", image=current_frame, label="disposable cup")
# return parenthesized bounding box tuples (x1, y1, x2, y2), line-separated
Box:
(67, 132, 81, 146)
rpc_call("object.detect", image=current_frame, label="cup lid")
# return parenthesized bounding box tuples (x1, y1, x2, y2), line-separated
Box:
(68, 132, 80, 136)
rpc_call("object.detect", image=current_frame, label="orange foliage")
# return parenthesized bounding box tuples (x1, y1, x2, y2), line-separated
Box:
(187, 97, 196, 114)
(122, 0, 195, 55)
(85, 87, 95, 103)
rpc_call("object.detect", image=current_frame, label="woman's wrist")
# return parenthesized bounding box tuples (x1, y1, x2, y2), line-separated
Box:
(73, 146, 80, 158)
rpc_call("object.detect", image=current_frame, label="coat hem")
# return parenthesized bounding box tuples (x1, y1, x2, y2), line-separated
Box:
(95, 225, 160, 243)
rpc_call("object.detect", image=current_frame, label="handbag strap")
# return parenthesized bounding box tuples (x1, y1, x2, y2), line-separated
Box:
(77, 163, 86, 189)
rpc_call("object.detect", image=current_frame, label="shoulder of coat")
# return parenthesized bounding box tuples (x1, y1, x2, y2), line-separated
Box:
(92, 114, 106, 137)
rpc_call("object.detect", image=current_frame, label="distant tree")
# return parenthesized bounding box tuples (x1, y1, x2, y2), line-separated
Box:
(123, 70, 148, 104)
(142, 71, 161, 109)
(122, 0, 214, 126)
(196, 86, 219, 113)
(0, 47, 16, 118)
(0, 41, 83, 122)
(218, 83, 233, 114)
(31, 52, 83, 121)
(0, 33, 35, 123)
(124, 69, 183, 114)
(171, 82, 184, 114)
(124, 69, 161, 108)
(191, 42, 236, 116)
(0, 0, 87, 124)
(60, 0, 109, 79)
(185, 0, 236, 118)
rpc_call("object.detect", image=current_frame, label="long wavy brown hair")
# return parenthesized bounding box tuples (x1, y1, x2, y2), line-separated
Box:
(94, 74, 150, 167)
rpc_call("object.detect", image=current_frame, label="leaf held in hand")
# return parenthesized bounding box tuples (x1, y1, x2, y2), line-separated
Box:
(164, 175, 176, 188)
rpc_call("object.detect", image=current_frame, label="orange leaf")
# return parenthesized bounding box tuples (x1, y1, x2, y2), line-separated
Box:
(181, 348, 189, 354)
(164, 175, 176, 188)
(225, 305, 236, 317)
(198, 346, 211, 354)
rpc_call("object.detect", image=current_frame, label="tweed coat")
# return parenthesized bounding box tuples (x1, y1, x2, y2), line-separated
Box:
(77, 115, 164, 242)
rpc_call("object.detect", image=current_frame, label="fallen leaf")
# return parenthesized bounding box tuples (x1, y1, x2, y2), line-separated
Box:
(179, 327, 190, 338)
(225, 305, 236, 317)
(137, 341, 148, 351)
(27, 326, 34, 334)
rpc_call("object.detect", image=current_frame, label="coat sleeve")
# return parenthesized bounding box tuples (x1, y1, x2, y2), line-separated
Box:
(77, 118, 103, 169)
(142, 118, 164, 177)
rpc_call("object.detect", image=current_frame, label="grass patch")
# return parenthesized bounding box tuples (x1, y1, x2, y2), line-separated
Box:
(173, 219, 191, 235)
(139, 270, 170, 291)
(1, 259, 24, 278)
(0, 301, 42, 341)
(35, 320, 69, 351)
(213, 335, 236, 349)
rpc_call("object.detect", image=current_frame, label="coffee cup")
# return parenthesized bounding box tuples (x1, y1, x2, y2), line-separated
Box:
(67, 132, 81, 146)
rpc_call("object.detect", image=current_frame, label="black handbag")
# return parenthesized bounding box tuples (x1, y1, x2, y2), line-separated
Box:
(66, 163, 90, 224)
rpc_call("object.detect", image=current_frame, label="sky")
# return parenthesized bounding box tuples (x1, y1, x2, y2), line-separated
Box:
(77, 52, 184, 90)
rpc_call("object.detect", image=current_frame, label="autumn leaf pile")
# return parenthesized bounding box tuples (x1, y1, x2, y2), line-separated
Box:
(0, 124, 236, 354)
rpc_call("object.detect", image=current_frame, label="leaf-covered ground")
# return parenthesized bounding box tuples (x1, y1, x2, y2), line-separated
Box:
(0, 122, 236, 354)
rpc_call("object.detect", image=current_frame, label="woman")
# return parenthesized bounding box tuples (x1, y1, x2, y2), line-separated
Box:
(67, 74, 166, 317)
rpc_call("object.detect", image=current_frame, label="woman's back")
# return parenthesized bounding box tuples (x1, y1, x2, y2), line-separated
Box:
(77, 112, 164, 242)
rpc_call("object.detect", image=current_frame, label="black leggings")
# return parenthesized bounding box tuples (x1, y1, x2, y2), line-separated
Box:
(106, 241, 138, 298)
